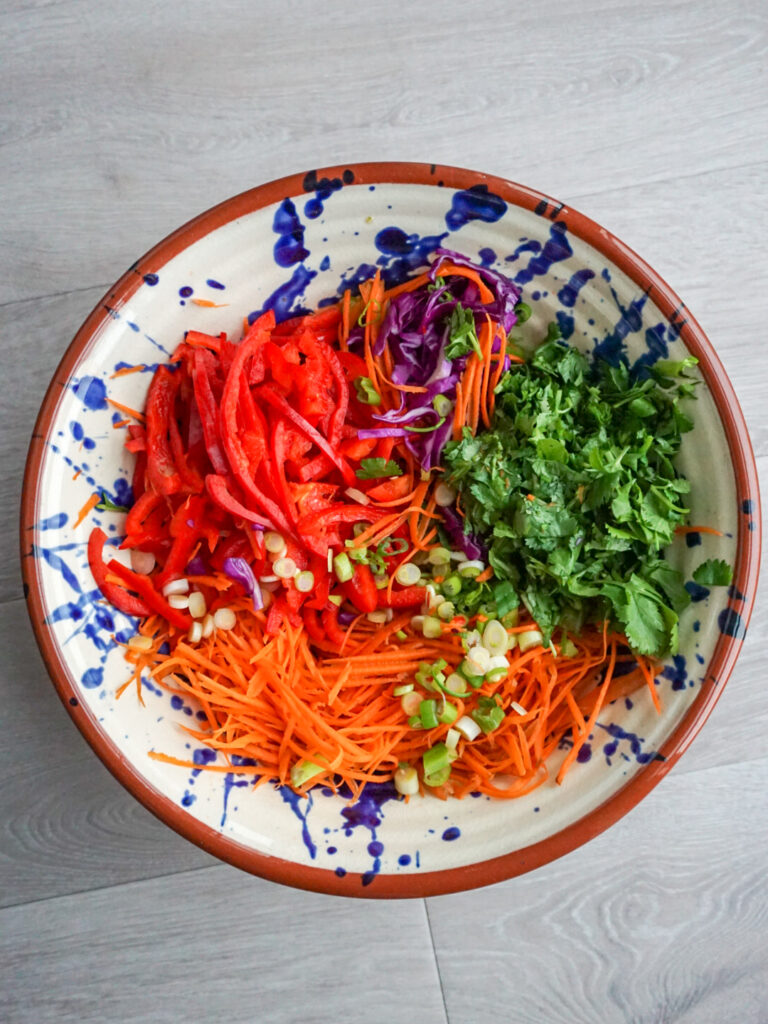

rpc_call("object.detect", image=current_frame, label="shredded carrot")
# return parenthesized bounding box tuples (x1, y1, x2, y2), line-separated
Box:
(112, 418, 130, 429)
(73, 492, 100, 528)
(107, 398, 146, 424)
(474, 566, 494, 583)
(190, 298, 228, 308)
(675, 525, 725, 537)
(110, 364, 146, 378)
(72, 469, 82, 481)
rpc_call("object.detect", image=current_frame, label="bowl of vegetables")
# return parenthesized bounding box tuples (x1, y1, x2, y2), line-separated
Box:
(21, 162, 760, 896)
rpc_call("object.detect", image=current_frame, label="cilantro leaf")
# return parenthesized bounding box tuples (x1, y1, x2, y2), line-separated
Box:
(355, 458, 403, 480)
(96, 493, 129, 513)
(444, 303, 482, 360)
(692, 558, 733, 586)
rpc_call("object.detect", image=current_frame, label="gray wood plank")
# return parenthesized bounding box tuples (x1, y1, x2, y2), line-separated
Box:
(426, 756, 768, 1024)
(0, 869, 447, 1024)
(1, 0, 765, 304)
(0, 598, 216, 909)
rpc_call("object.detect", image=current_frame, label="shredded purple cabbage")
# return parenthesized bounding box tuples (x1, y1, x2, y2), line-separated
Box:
(440, 505, 486, 561)
(338, 609, 357, 626)
(222, 556, 263, 612)
(186, 554, 207, 576)
(351, 248, 521, 470)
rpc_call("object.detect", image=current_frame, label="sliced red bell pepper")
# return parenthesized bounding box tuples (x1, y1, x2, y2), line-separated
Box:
(131, 450, 147, 501)
(374, 436, 396, 462)
(315, 338, 349, 448)
(191, 349, 228, 474)
(145, 366, 183, 495)
(342, 563, 378, 613)
(301, 606, 327, 646)
(155, 496, 210, 587)
(271, 418, 298, 527)
(106, 558, 192, 630)
(377, 586, 427, 609)
(124, 491, 165, 542)
(304, 555, 331, 610)
(88, 528, 151, 617)
(168, 408, 204, 494)
(183, 330, 227, 354)
(297, 504, 388, 536)
(321, 605, 347, 648)
(339, 437, 378, 461)
(297, 453, 334, 482)
(205, 475, 276, 528)
(365, 474, 412, 504)
(258, 387, 356, 487)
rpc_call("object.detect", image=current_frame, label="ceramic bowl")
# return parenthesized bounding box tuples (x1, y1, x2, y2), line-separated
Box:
(21, 162, 761, 897)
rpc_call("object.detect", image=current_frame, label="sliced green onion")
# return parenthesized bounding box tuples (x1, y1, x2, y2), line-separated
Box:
(273, 557, 297, 579)
(290, 760, 325, 788)
(401, 691, 423, 716)
(514, 301, 532, 323)
(458, 559, 484, 577)
(328, 594, 342, 606)
(484, 655, 510, 683)
(560, 636, 578, 657)
(408, 715, 423, 729)
(517, 629, 544, 652)
(440, 574, 462, 598)
(422, 616, 442, 639)
(455, 715, 482, 742)
(264, 532, 287, 556)
(423, 742, 450, 776)
(432, 394, 453, 417)
(404, 416, 446, 434)
(434, 482, 456, 507)
(377, 537, 409, 556)
(464, 645, 490, 675)
(481, 619, 508, 657)
(395, 562, 421, 586)
(333, 552, 354, 583)
(457, 660, 484, 688)
(439, 701, 458, 725)
(428, 546, 452, 566)
(395, 629, 408, 641)
(437, 600, 455, 621)
(354, 376, 381, 405)
(423, 765, 451, 788)
(295, 571, 315, 593)
(373, 574, 389, 590)
(471, 702, 505, 735)
(419, 699, 439, 729)
(441, 673, 468, 697)
(367, 609, 389, 624)
(394, 763, 419, 796)
(445, 728, 461, 752)
(393, 682, 414, 696)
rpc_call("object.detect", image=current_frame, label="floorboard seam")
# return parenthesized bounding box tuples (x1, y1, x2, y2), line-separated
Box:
(423, 898, 452, 1024)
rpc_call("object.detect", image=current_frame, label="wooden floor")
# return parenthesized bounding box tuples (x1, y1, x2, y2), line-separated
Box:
(2, 1, 766, 1021)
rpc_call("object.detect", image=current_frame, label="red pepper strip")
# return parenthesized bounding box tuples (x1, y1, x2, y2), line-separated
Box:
(219, 314, 295, 536)
(365, 474, 412, 503)
(336, 351, 368, 381)
(106, 559, 192, 629)
(339, 437, 378, 460)
(377, 586, 427, 609)
(297, 453, 334, 482)
(191, 350, 228, 474)
(342, 563, 378, 613)
(374, 436, 396, 462)
(155, 496, 207, 588)
(265, 595, 288, 636)
(321, 605, 347, 648)
(184, 330, 226, 353)
(272, 306, 341, 335)
(124, 491, 165, 540)
(145, 366, 183, 495)
(271, 419, 299, 527)
(88, 528, 151, 617)
(205, 475, 275, 528)
(302, 607, 327, 646)
(258, 387, 356, 487)
(131, 450, 147, 501)
(168, 412, 205, 494)
(237, 376, 269, 472)
(304, 555, 330, 610)
(316, 338, 349, 449)
(297, 503, 388, 536)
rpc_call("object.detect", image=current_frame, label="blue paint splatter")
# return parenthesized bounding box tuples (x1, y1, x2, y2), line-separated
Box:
(555, 310, 575, 339)
(319, 254, 330, 272)
(478, 247, 496, 266)
(82, 666, 104, 689)
(338, 780, 399, 886)
(70, 421, 84, 441)
(442, 826, 461, 841)
(36, 513, 68, 531)
(557, 268, 595, 307)
(685, 581, 710, 602)
(127, 322, 140, 333)
(335, 866, 346, 877)
(693, 620, 700, 632)
(592, 289, 649, 367)
(728, 585, 745, 602)
(685, 531, 702, 548)
(249, 265, 317, 324)
(301, 168, 353, 219)
(72, 376, 107, 411)
(181, 791, 196, 807)
(446, 184, 507, 231)
(662, 654, 688, 691)
(372, 227, 449, 288)
(505, 239, 541, 263)
(576, 742, 592, 763)
(206, 278, 225, 290)
(279, 787, 317, 859)
(273, 198, 309, 267)
(514, 222, 572, 286)
(398, 853, 411, 866)
(718, 607, 745, 639)
(143, 273, 159, 286)
(179, 286, 193, 298)
(596, 723, 662, 765)
(696, 654, 705, 665)
(34, 544, 82, 593)
(741, 499, 753, 515)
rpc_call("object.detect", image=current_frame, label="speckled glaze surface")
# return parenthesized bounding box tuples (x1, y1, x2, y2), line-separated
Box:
(21, 163, 760, 897)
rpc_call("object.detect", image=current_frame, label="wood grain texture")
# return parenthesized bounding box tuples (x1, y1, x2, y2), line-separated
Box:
(0, 868, 447, 1024)
(0, 0, 765, 304)
(0, 0, 766, 1021)
(426, 757, 768, 1024)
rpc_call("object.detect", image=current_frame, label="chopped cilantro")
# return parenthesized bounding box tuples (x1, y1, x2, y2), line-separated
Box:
(692, 558, 733, 586)
(443, 336, 700, 657)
